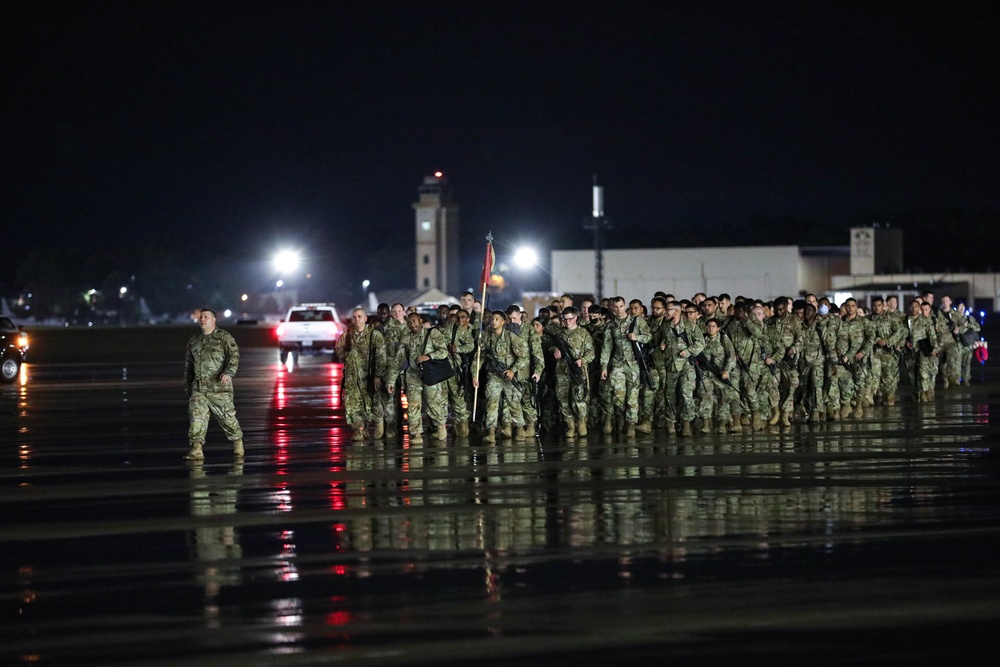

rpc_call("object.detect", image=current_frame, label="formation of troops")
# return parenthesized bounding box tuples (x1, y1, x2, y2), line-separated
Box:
(336, 288, 985, 443)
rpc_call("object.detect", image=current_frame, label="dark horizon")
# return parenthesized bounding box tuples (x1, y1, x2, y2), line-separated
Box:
(3, 1, 998, 307)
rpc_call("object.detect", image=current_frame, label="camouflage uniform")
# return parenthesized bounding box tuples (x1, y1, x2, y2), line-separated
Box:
(335, 326, 387, 428)
(553, 326, 595, 433)
(908, 314, 939, 400)
(724, 317, 764, 428)
(955, 312, 981, 383)
(185, 328, 243, 447)
(583, 319, 609, 430)
(393, 326, 450, 439)
(696, 331, 739, 430)
(766, 311, 801, 424)
(478, 327, 529, 431)
(796, 318, 825, 420)
(870, 310, 906, 404)
(378, 317, 408, 435)
(819, 314, 848, 418)
(937, 308, 962, 387)
(640, 316, 669, 428)
(440, 320, 475, 432)
(599, 314, 652, 431)
(659, 318, 704, 432)
(837, 315, 869, 417)
(517, 322, 546, 434)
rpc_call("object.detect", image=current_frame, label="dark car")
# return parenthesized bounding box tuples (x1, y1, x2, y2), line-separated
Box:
(1, 316, 29, 383)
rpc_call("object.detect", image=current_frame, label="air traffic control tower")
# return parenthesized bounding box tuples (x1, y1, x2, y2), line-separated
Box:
(413, 172, 459, 295)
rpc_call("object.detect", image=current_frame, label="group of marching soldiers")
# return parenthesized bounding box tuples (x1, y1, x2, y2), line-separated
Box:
(335, 288, 983, 443)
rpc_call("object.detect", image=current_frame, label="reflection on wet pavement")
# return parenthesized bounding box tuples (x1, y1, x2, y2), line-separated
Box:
(2, 343, 999, 665)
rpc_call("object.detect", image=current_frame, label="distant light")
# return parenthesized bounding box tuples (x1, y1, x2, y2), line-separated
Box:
(513, 247, 538, 270)
(223, 309, 232, 318)
(273, 249, 301, 274)
(434, 171, 443, 178)
(276, 280, 284, 288)
(241, 294, 249, 302)
(981, 311, 986, 318)
(363, 279, 370, 289)
(119, 286, 128, 295)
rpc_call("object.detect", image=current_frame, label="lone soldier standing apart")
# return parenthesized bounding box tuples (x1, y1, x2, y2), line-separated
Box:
(185, 308, 244, 460)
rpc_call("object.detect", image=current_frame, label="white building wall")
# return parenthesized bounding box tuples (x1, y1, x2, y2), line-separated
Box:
(551, 247, 805, 301)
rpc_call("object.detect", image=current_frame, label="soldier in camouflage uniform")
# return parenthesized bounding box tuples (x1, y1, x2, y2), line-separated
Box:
(583, 305, 609, 432)
(474, 310, 529, 442)
(335, 308, 387, 441)
(185, 308, 244, 460)
(765, 296, 801, 427)
(724, 302, 765, 430)
(552, 307, 595, 437)
(796, 303, 826, 422)
(599, 296, 652, 438)
(954, 300, 981, 384)
(391, 312, 450, 444)
(376, 303, 408, 438)
(869, 297, 907, 405)
(509, 307, 545, 437)
(753, 304, 781, 425)
(696, 318, 740, 433)
(440, 308, 476, 437)
(835, 299, 870, 419)
(638, 297, 669, 432)
(658, 300, 705, 436)
(907, 301, 940, 402)
(936, 296, 963, 388)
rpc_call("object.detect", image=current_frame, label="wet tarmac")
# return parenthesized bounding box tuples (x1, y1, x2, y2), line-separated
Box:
(3, 326, 1000, 665)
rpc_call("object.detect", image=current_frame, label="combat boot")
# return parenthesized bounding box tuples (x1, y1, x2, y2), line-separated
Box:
(625, 424, 636, 439)
(433, 424, 448, 441)
(635, 421, 652, 434)
(840, 404, 853, 419)
(500, 423, 512, 439)
(565, 419, 576, 438)
(681, 421, 693, 437)
(454, 421, 469, 438)
(386, 423, 398, 439)
(781, 410, 792, 427)
(410, 431, 424, 444)
(729, 419, 742, 433)
(576, 420, 588, 437)
(810, 410, 824, 424)
(232, 439, 244, 457)
(483, 427, 496, 443)
(699, 419, 712, 434)
(752, 413, 765, 431)
(185, 443, 205, 460)
(717, 423, 727, 435)
(523, 422, 537, 438)
(827, 406, 839, 421)
(740, 415, 751, 426)
(373, 420, 385, 440)
(514, 425, 528, 441)
(351, 422, 366, 441)
(768, 407, 780, 426)
(886, 393, 896, 406)
(603, 417, 614, 434)
(853, 403, 864, 419)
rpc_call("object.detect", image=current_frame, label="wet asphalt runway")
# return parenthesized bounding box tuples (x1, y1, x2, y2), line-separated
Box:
(3, 325, 1000, 665)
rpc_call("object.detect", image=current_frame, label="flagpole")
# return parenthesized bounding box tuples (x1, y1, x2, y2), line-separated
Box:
(471, 232, 493, 422)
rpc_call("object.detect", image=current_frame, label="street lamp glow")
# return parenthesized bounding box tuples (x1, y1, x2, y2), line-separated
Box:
(276, 279, 284, 288)
(513, 247, 538, 270)
(273, 249, 301, 274)
(362, 279, 370, 289)
(119, 286, 128, 295)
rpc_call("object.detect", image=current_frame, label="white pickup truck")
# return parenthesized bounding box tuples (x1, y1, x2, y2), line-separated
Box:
(275, 303, 344, 363)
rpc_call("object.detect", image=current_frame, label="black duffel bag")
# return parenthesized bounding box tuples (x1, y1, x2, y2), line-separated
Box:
(960, 329, 979, 347)
(420, 358, 455, 385)
(417, 329, 456, 386)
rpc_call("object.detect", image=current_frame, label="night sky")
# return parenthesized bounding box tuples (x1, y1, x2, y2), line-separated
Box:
(3, 1, 998, 305)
